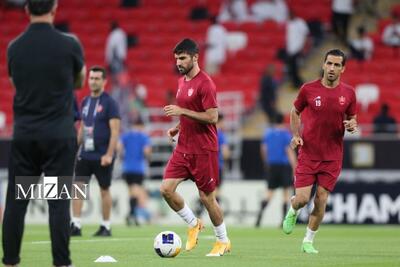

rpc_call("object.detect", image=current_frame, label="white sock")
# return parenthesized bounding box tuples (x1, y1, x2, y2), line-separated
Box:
(213, 222, 229, 243)
(177, 203, 197, 227)
(101, 220, 111, 230)
(72, 217, 81, 229)
(303, 227, 317, 243)
(289, 206, 300, 216)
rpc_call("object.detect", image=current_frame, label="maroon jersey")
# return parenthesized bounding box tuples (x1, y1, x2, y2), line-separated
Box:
(175, 71, 218, 154)
(294, 79, 357, 161)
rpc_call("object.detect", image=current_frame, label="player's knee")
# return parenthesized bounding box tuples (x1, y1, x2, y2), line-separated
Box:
(295, 195, 309, 208)
(199, 193, 211, 205)
(100, 187, 110, 196)
(159, 184, 173, 199)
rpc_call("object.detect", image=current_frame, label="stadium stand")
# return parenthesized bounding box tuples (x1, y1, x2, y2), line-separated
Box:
(0, 0, 399, 136)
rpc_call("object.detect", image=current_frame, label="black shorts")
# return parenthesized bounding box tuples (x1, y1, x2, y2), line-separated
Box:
(123, 173, 144, 185)
(75, 158, 114, 189)
(266, 164, 292, 189)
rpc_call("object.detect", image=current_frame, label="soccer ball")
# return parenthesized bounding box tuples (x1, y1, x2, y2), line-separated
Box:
(153, 231, 182, 258)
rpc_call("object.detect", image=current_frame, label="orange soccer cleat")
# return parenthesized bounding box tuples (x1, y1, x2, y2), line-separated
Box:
(206, 239, 231, 257)
(185, 218, 204, 251)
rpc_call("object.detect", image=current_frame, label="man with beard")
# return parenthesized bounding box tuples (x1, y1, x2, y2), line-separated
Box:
(282, 49, 357, 254)
(70, 66, 120, 237)
(160, 39, 231, 257)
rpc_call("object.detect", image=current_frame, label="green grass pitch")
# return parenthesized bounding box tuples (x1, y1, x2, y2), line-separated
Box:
(9, 224, 400, 267)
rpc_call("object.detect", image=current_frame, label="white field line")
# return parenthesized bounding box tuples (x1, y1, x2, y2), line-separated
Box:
(31, 235, 215, 245)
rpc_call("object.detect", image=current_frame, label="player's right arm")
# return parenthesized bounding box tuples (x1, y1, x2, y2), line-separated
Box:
(290, 107, 304, 149)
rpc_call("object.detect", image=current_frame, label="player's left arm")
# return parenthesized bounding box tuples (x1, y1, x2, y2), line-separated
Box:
(343, 89, 358, 133)
(344, 114, 358, 133)
(164, 106, 218, 124)
(101, 118, 121, 166)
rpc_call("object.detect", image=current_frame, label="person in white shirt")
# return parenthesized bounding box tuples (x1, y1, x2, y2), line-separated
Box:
(331, 0, 354, 43)
(250, 0, 288, 24)
(286, 11, 309, 88)
(349, 26, 374, 61)
(205, 16, 228, 75)
(105, 21, 127, 79)
(382, 14, 400, 47)
(218, 0, 249, 23)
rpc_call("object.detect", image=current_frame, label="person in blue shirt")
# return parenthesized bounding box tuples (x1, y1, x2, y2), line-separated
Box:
(71, 66, 121, 237)
(255, 113, 297, 227)
(118, 118, 152, 226)
(195, 114, 230, 217)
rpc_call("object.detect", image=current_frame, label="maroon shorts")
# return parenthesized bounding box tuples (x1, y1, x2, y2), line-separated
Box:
(294, 158, 342, 192)
(163, 150, 219, 193)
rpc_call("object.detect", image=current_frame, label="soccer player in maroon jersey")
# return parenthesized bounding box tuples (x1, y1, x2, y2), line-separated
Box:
(282, 49, 358, 253)
(160, 39, 231, 256)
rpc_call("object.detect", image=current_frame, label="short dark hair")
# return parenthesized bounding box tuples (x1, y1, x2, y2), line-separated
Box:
(89, 66, 107, 79)
(27, 0, 56, 16)
(110, 21, 119, 31)
(324, 49, 347, 66)
(173, 38, 199, 56)
(357, 26, 366, 36)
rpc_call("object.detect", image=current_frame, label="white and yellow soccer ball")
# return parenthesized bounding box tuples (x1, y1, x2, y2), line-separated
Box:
(153, 231, 182, 258)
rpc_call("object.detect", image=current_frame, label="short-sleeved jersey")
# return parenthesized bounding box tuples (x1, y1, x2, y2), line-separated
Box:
(263, 127, 292, 165)
(294, 79, 357, 161)
(175, 71, 218, 154)
(7, 23, 84, 139)
(120, 130, 151, 174)
(79, 92, 120, 160)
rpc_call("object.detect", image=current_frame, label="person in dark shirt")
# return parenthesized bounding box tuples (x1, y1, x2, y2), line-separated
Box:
(70, 66, 121, 237)
(373, 103, 397, 134)
(259, 64, 279, 121)
(3, 0, 86, 266)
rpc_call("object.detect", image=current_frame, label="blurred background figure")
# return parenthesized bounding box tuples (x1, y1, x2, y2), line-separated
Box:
(255, 113, 296, 227)
(349, 26, 374, 61)
(286, 10, 309, 88)
(118, 118, 152, 225)
(205, 16, 228, 75)
(382, 12, 400, 48)
(105, 21, 127, 85)
(331, 0, 354, 43)
(5, 0, 24, 8)
(218, 0, 249, 23)
(373, 103, 397, 134)
(259, 64, 279, 122)
(195, 114, 230, 217)
(250, 0, 288, 24)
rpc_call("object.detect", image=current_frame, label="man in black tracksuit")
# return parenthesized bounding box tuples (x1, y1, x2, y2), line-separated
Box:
(3, 0, 86, 266)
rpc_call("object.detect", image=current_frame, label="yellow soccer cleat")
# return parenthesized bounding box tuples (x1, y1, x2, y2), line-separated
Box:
(185, 218, 204, 251)
(206, 240, 231, 257)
